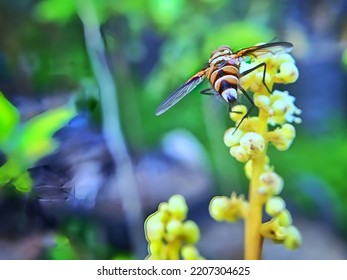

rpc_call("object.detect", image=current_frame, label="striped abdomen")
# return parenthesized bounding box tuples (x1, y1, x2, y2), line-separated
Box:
(207, 63, 240, 104)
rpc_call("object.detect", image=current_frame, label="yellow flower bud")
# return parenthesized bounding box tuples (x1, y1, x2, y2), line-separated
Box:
(148, 240, 163, 256)
(284, 226, 302, 250)
(146, 217, 165, 241)
(265, 196, 286, 217)
(274, 53, 295, 64)
(282, 123, 296, 139)
(166, 220, 183, 237)
(273, 226, 287, 241)
(277, 209, 293, 227)
(238, 116, 259, 132)
(167, 241, 180, 259)
(230, 145, 250, 162)
(254, 95, 271, 111)
(229, 105, 247, 122)
(224, 127, 243, 147)
(275, 62, 299, 83)
(168, 194, 188, 220)
(268, 125, 296, 151)
(240, 132, 264, 156)
(182, 220, 200, 244)
(248, 71, 272, 93)
(209, 193, 248, 223)
(209, 196, 230, 221)
(181, 245, 202, 260)
(145, 194, 204, 259)
(258, 171, 284, 197)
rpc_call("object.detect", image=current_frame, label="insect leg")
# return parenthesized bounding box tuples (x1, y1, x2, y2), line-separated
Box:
(239, 62, 271, 94)
(231, 85, 255, 134)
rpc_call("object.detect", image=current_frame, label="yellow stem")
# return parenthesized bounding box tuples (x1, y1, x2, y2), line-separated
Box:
(244, 108, 268, 260)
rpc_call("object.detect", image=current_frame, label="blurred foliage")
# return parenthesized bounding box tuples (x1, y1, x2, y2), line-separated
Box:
(342, 48, 347, 71)
(271, 124, 347, 234)
(23, 0, 282, 191)
(47, 234, 78, 260)
(0, 0, 347, 259)
(0, 92, 76, 191)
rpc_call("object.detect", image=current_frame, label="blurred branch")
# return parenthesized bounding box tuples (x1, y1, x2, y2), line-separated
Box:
(76, 0, 144, 257)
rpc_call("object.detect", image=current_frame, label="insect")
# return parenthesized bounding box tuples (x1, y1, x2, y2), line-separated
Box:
(155, 41, 293, 126)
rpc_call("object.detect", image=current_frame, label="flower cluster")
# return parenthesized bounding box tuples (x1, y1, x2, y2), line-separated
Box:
(223, 51, 301, 163)
(209, 192, 249, 222)
(210, 48, 302, 257)
(145, 194, 204, 260)
(261, 197, 302, 249)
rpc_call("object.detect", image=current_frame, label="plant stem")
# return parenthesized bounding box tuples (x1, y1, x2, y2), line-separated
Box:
(76, 0, 145, 257)
(244, 108, 268, 260)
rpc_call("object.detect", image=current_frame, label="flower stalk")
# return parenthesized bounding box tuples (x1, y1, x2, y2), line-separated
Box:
(210, 49, 302, 259)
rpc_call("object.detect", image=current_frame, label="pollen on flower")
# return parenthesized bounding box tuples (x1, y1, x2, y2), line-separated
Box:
(146, 217, 165, 241)
(240, 132, 264, 157)
(258, 171, 284, 198)
(230, 145, 250, 162)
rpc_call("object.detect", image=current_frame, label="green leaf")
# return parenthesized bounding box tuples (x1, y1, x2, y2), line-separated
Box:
(0, 157, 22, 186)
(203, 21, 274, 56)
(34, 0, 77, 23)
(49, 235, 78, 260)
(0, 103, 76, 190)
(342, 48, 347, 71)
(0, 92, 20, 144)
(12, 171, 32, 192)
(148, 0, 186, 30)
(16, 105, 76, 164)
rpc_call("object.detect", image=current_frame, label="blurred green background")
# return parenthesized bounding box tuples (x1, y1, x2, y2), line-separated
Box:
(0, 0, 347, 260)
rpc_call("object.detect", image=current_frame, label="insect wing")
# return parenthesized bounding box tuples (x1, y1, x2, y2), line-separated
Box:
(235, 42, 293, 60)
(155, 70, 205, 116)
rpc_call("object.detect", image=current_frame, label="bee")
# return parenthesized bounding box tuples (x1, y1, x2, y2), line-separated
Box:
(155, 42, 293, 125)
